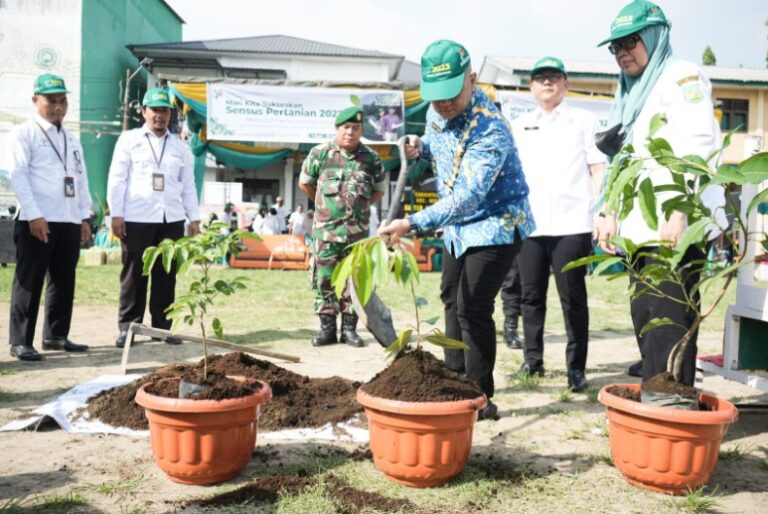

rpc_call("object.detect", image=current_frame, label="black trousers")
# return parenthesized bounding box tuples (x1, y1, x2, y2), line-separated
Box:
(518, 233, 592, 371)
(118, 221, 185, 331)
(630, 246, 703, 386)
(9, 221, 81, 347)
(442, 240, 520, 398)
(500, 255, 521, 328)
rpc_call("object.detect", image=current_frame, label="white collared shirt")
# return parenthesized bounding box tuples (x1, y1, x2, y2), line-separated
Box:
(620, 59, 726, 243)
(7, 114, 92, 223)
(512, 102, 604, 236)
(107, 125, 200, 223)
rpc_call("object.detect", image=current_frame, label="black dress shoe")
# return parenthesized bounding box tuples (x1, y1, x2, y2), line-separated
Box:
(508, 362, 545, 380)
(164, 337, 182, 345)
(628, 361, 642, 377)
(10, 345, 43, 361)
(505, 331, 523, 350)
(42, 338, 88, 352)
(477, 400, 499, 421)
(115, 331, 128, 348)
(568, 369, 589, 392)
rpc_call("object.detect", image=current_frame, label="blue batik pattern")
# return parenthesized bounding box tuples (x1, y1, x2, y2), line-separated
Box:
(409, 88, 535, 257)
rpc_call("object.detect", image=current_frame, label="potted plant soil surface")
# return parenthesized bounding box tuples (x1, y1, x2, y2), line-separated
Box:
(135, 370, 272, 485)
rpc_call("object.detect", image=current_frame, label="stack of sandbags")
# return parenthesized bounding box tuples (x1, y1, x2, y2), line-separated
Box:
(105, 248, 122, 265)
(83, 247, 106, 266)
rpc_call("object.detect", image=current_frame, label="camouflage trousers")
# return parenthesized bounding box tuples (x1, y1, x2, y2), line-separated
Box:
(312, 240, 355, 315)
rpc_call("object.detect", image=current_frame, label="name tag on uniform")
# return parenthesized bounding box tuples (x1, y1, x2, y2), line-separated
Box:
(524, 126, 540, 131)
(64, 176, 75, 197)
(152, 173, 165, 191)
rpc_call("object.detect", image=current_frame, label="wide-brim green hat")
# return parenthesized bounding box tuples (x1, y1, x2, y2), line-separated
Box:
(531, 56, 567, 77)
(33, 73, 69, 95)
(142, 87, 173, 108)
(420, 40, 471, 102)
(598, 0, 669, 46)
(334, 106, 363, 126)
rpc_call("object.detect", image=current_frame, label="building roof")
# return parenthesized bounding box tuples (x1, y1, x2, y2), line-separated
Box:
(396, 59, 421, 85)
(129, 34, 401, 60)
(481, 56, 768, 86)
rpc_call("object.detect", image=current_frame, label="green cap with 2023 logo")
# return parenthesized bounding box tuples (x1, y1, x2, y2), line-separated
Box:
(420, 40, 471, 102)
(33, 73, 69, 95)
(142, 87, 173, 108)
(531, 56, 567, 78)
(598, 0, 669, 46)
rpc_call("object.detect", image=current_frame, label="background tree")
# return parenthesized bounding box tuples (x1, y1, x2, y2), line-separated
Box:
(702, 45, 717, 66)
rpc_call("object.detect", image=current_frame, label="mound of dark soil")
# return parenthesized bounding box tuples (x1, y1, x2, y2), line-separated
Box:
(87, 352, 361, 431)
(609, 386, 641, 402)
(641, 372, 697, 396)
(144, 370, 263, 400)
(360, 349, 484, 402)
(186, 473, 414, 513)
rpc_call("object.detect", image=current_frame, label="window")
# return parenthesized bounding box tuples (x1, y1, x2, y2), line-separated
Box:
(718, 98, 749, 132)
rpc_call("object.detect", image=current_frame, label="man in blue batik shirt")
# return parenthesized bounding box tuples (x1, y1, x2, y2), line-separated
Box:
(379, 40, 535, 421)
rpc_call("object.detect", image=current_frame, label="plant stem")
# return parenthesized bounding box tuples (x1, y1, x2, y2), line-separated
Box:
(200, 312, 208, 380)
(410, 280, 421, 349)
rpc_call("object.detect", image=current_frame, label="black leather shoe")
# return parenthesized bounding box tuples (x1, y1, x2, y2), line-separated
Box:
(508, 362, 545, 380)
(115, 331, 128, 348)
(164, 337, 182, 345)
(504, 321, 523, 350)
(628, 361, 642, 377)
(10, 345, 42, 361)
(477, 400, 499, 421)
(568, 369, 589, 392)
(42, 338, 88, 352)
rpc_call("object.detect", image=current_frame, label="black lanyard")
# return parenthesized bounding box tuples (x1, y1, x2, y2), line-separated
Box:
(145, 133, 168, 169)
(35, 122, 68, 175)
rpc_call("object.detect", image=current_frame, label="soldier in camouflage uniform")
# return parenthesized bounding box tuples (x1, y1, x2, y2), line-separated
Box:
(299, 106, 386, 347)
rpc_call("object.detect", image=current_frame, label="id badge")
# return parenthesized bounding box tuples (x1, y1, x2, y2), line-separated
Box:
(64, 176, 75, 197)
(152, 172, 165, 191)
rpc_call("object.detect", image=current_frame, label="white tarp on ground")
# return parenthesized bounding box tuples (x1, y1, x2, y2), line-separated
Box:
(207, 83, 404, 145)
(0, 375, 368, 443)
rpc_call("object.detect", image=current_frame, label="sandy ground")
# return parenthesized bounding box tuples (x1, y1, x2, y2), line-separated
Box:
(1, 302, 767, 513)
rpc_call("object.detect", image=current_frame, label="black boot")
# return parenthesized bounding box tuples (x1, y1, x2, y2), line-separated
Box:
(311, 315, 338, 347)
(340, 314, 365, 347)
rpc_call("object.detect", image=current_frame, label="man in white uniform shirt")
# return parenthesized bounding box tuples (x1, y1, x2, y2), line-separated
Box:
(508, 57, 605, 392)
(108, 88, 200, 348)
(273, 196, 289, 233)
(7, 74, 92, 361)
(288, 204, 305, 235)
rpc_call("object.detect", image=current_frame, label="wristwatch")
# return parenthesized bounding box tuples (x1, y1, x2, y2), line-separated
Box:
(408, 217, 419, 236)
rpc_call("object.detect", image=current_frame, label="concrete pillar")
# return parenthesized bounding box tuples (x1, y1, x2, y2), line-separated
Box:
(284, 157, 294, 208)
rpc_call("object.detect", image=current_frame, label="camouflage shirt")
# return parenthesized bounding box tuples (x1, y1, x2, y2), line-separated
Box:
(300, 141, 386, 243)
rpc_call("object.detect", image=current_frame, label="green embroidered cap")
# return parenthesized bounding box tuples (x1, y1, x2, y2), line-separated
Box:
(420, 40, 471, 102)
(598, 0, 669, 47)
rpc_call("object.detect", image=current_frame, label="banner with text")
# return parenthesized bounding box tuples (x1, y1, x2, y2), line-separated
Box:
(496, 91, 612, 129)
(207, 84, 405, 144)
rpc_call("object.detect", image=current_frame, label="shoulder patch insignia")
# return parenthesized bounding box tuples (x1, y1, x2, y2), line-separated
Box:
(676, 74, 700, 87)
(681, 82, 704, 104)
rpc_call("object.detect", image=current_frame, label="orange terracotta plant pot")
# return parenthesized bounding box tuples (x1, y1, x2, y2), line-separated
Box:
(135, 377, 272, 485)
(599, 384, 738, 495)
(357, 389, 486, 488)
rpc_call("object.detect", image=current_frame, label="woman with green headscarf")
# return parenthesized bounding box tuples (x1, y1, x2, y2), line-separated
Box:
(594, 0, 726, 386)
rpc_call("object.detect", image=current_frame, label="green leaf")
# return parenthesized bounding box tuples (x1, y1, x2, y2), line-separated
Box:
(350, 94, 361, 106)
(405, 251, 421, 285)
(740, 152, 768, 184)
(374, 238, 390, 287)
(161, 243, 176, 273)
(639, 317, 677, 336)
(212, 317, 223, 338)
(356, 251, 375, 306)
(711, 163, 745, 185)
(385, 329, 412, 358)
(672, 218, 711, 266)
(637, 177, 658, 231)
(423, 316, 440, 326)
(414, 296, 428, 307)
(425, 330, 470, 350)
(648, 113, 668, 138)
(747, 187, 768, 216)
(611, 236, 638, 257)
(141, 246, 159, 276)
(591, 256, 624, 277)
(562, 254, 613, 272)
(332, 252, 354, 299)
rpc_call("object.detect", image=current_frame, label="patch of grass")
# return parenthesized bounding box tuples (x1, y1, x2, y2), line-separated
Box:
(759, 458, 768, 471)
(0, 369, 17, 376)
(594, 451, 614, 466)
(1, 492, 88, 514)
(586, 387, 600, 403)
(672, 486, 720, 513)
(92, 470, 145, 498)
(276, 481, 340, 514)
(509, 371, 541, 390)
(719, 444, 750, 461)
(556, 388, 573, 403)
(0, 388, 13, 402)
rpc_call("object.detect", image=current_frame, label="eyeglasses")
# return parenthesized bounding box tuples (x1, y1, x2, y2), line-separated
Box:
(608, 35, 641, 55)
(532, 72, 565, 83)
